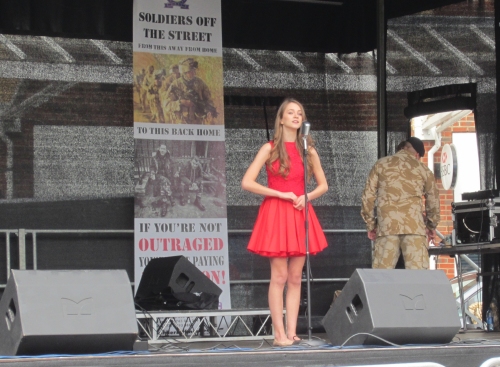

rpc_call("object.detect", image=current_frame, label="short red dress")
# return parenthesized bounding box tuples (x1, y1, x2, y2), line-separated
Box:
(247, 141, 328, 257)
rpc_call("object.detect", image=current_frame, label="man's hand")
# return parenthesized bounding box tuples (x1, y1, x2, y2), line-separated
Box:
(367, 229, 377, 241)
(426, 228, 436, 244)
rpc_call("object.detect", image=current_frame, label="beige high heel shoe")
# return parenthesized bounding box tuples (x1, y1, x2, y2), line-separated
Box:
(272, 339, 295, 347)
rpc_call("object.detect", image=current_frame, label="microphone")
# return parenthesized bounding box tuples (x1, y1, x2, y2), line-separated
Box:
(300, 121, 311, 151)
(300, 121, 311, 136)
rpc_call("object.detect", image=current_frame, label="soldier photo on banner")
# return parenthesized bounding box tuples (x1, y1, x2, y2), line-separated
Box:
(133, 53, 223, 125)
(134, 139, 227, 218)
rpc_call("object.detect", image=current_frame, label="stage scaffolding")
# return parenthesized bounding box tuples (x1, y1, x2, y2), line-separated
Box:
(0, 228, 357, 288)
(135, 308, 277, 343)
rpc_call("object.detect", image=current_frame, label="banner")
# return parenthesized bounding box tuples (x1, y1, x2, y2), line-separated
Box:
(133, 0, 230, 311)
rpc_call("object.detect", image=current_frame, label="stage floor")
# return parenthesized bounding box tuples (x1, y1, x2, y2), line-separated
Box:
(0, 331, 499, 367)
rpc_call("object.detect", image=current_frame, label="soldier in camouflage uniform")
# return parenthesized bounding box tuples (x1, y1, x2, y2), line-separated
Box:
(159, 64, 180, 123)
(361, 137, 440, 269)
(164, 58, 216, 125)
(135, 68, 146, 107)
(141, 65, 156, 113)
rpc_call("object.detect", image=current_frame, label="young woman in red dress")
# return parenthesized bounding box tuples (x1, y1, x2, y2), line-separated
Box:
(241, 98, 328, 347)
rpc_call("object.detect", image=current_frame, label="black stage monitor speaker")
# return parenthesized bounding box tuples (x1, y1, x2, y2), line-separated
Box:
(134, 256, 222, 311)
(0, 269, 138, 356)
(322, 269, 461, 346)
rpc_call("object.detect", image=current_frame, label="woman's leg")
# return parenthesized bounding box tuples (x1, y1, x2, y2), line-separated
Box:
(285, 256, 306, 340)
(269, 257, 291, 344)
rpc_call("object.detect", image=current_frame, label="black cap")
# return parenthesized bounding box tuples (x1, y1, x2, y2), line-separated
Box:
(407, 137, 425, 158)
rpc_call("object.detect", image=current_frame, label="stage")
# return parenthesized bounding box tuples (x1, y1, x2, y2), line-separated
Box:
(0, 331, 499, 367)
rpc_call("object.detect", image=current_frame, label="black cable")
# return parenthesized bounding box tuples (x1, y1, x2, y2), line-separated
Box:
(339, 332, 402, 348)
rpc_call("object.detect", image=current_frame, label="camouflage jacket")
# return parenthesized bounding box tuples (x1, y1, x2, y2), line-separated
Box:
(141, 72, 156, 92)
(361, 149, 440, 237)
(164, 76, 214, 124)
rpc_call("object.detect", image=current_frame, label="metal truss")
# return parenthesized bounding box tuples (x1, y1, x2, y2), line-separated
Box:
(0, 14, 495, 86)
(136, 308, 279, 343)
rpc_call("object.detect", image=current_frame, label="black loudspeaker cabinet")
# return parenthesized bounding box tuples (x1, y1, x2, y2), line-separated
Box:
(0, 269, 138, 356)
(135, 256, 222, 310)
(322, 269, 461, 346)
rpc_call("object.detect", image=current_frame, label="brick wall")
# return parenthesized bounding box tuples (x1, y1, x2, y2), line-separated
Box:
(420, 113, 476, 278)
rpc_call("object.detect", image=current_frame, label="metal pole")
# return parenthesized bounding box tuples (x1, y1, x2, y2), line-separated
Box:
(495, 0, 500, 190)
(301, 135, 324, 346)
(6, 231, 11, 281)
(18, 228, 26, 270)
(457, 255, 468, 332)
(303, 135, 313, 341)
(377, 0, 387, 158)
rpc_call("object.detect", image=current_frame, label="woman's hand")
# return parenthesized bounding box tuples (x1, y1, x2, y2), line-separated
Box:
(293, 195, 306, 210)
(279, 191, 297, 203)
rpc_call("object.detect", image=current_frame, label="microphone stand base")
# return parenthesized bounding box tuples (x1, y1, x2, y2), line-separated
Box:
(298, 337, 328, 347)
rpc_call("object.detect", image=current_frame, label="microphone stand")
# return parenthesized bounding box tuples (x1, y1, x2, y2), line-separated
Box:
(301, 133, 325, 347)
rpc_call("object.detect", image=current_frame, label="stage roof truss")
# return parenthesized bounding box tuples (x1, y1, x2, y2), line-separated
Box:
(387, 29, 442, 75)
(0, 14, 494, 92)
(422, 24, 485, 76)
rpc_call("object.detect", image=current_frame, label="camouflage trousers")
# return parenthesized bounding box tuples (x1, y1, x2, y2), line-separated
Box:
(372, 234, 429, 270)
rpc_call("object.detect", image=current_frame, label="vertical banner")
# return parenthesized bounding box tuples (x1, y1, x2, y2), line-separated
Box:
(133, 0, 230, 311)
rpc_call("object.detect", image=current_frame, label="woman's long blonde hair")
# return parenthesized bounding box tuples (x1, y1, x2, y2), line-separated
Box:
(266, 98, 315, 179)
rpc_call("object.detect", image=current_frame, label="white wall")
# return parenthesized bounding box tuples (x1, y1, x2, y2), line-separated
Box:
(452, 133, 481, 202)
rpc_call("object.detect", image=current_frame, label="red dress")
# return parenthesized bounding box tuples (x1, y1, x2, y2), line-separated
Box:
(247, 141, 328, 257)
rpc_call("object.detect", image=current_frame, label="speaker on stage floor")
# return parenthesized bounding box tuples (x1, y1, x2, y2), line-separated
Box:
(322, 269, 461, 346)
(134, 256, 222, 311)
(0, 269, 138, 356)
